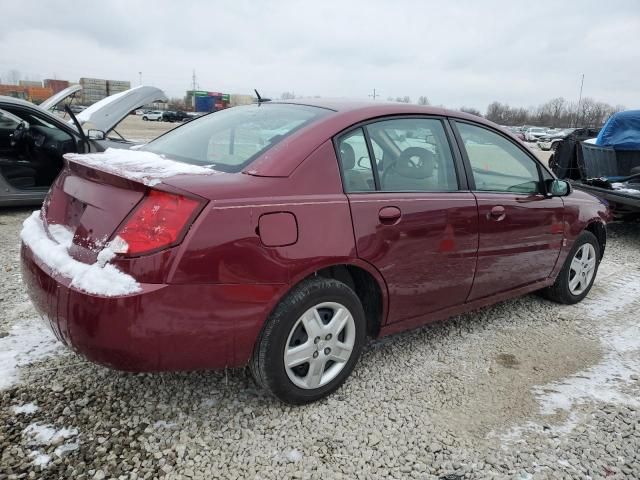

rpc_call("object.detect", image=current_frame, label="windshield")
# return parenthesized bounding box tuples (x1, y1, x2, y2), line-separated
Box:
(143, 103, 330, 172)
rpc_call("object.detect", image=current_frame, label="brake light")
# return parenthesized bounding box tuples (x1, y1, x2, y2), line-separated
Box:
(114, 190, 201, 256)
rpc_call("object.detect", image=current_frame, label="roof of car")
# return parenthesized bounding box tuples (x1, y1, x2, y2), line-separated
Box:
(271, 97, 451, 115)
(246, 98, 517, 177)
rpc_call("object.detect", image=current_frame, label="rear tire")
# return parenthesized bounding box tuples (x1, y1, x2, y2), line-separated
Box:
(541, 231, 600, 304)
(250, 277, 366, 404)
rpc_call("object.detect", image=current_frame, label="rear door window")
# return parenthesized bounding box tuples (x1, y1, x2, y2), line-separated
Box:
(366, 118, 459, 192)
(336, 129, 376, 192)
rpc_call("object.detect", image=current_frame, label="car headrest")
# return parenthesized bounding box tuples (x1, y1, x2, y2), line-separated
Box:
(394, 147, 434, 179)
(339, 142, 356, 170)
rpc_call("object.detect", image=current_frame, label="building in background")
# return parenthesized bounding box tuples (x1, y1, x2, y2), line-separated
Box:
(18, 80, 42, 88)
(106, 79, 131, 96)
(0, 84, 26, 99)
(80, 77, 131, 105)
(44, 79, 70, 94)
(0, 84, 52, 103)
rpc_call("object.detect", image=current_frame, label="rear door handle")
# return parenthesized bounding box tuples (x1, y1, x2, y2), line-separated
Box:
(378, 206, 401, 224)
(488, 205, 506, 221)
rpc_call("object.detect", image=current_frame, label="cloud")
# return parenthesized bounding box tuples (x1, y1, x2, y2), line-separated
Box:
(1, 0, 638, 111)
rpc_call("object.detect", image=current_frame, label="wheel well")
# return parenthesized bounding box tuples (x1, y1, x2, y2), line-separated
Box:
(314, 265, 383, 338)
(586, 221, 606, 259)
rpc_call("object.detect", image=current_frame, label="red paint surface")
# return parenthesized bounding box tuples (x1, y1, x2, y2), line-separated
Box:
(21, 100, 610, 371)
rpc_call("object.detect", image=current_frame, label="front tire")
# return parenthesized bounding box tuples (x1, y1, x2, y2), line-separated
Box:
(541, 231, 600, 304)
(250, 277, 366, 404)
(142, 116, 148, 121)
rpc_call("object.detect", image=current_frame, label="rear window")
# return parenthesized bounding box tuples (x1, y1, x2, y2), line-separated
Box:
(143, 104, 330, 172)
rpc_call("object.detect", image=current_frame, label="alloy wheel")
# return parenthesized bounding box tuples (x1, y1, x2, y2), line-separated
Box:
(568, 243, 597, 295)
(284, 302, 356, 389)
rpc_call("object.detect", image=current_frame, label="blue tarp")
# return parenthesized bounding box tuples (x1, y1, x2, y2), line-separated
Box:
(596, 110, 640, 150)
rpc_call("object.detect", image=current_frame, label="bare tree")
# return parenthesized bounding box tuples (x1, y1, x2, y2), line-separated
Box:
(417, 96, 430, 106)
(6, 69, 20, 85)
(485, 97, 623, 127)
(280, 92, 296, 100)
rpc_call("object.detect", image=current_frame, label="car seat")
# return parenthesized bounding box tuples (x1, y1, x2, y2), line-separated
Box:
(339, 143, 372, 191)
(1, 164, 37, 189)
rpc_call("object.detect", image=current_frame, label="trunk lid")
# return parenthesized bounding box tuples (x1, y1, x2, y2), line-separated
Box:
(39, 85, 83, 111)
(42, 149, 214, 264)
(43, 162, 146, 264)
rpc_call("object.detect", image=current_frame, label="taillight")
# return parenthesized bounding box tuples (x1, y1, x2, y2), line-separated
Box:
(113, 190, 202, 256)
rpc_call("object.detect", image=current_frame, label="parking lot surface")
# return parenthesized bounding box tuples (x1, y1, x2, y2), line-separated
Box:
(0, 136, 637, 479)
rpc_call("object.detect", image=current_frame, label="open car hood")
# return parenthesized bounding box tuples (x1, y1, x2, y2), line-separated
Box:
(40, 84, 83, 111)
(73, 86, 167, 133)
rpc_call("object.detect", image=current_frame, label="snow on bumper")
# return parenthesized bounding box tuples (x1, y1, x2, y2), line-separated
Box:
(20, 211, 140, 297)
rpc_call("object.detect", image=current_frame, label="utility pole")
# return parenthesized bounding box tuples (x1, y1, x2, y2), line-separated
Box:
(192, 69, 197, 110)
(138, 71, 142, 86)
(368, 88, 378, 100)
(575, 73, 584, 127)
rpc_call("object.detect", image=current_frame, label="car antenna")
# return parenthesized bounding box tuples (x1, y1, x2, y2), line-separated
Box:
(254, 89, 271, 104)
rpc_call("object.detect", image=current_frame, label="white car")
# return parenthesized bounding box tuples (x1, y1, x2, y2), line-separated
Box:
(524, 127, 548, 142)
(141, 110, 163, 121)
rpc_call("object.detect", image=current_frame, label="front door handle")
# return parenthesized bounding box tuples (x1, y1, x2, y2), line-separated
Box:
(378, 206, 401, 224)
(488, 205, 506, 221)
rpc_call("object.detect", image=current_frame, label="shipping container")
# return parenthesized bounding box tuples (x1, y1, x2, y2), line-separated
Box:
(19, 80, 43, 88)
(195, 95, 215, 112)
(43, 79, 70, 94)
(26, 86, 54, 102)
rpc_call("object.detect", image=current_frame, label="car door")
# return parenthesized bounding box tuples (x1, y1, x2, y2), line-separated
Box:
(452, 120, 564, 301)
(336, 117, 478, 324)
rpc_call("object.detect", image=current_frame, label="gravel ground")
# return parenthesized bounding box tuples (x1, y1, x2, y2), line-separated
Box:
(1, 210, 639, 479)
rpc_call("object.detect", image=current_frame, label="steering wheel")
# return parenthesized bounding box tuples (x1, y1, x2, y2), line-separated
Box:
(382, 147, 433, 185)
(10, 121, 33, 158)
(10, 121, 27, 147)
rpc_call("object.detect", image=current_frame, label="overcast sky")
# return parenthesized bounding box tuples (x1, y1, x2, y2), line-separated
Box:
(1, 0, 639, 111)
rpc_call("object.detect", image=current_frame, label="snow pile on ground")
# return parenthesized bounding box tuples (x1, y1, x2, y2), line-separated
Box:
(64, 147, 215, 187)
(23, 424, 78, 445)
(23, 423, 80, 467)
(11, 403, 39, 415)
(20, 211, 140, 297)
(0, 318, 63, 390)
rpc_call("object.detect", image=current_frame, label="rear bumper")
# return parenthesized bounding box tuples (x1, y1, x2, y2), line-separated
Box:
(21, 242, 283, 371)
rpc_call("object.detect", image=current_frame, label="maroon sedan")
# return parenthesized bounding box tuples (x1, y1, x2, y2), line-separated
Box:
(20, 100, 609, 404)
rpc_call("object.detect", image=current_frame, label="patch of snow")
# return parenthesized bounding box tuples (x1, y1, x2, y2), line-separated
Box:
(610, 182, 640, 195)
(584, 138, 597, 144)
(11, 402, 39, 415)
(54, 441, 80, 457)
(20, 211, 140, 297)
(30, 451, 51, 467)
(64, 147, 216, 187)
(534, 270, 640, 414)
(47, 224, 74, 248)
(285, 449, 303, 463)
(23, 423, 78, 445)
(0, 319, 63, 390)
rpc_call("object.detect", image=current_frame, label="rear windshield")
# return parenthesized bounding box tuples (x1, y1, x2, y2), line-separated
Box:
(143, 104, 330, 172)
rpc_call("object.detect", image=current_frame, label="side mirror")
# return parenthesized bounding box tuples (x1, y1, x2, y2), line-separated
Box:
(87, 129, 105, 140)
(546, 178, 571, 197)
